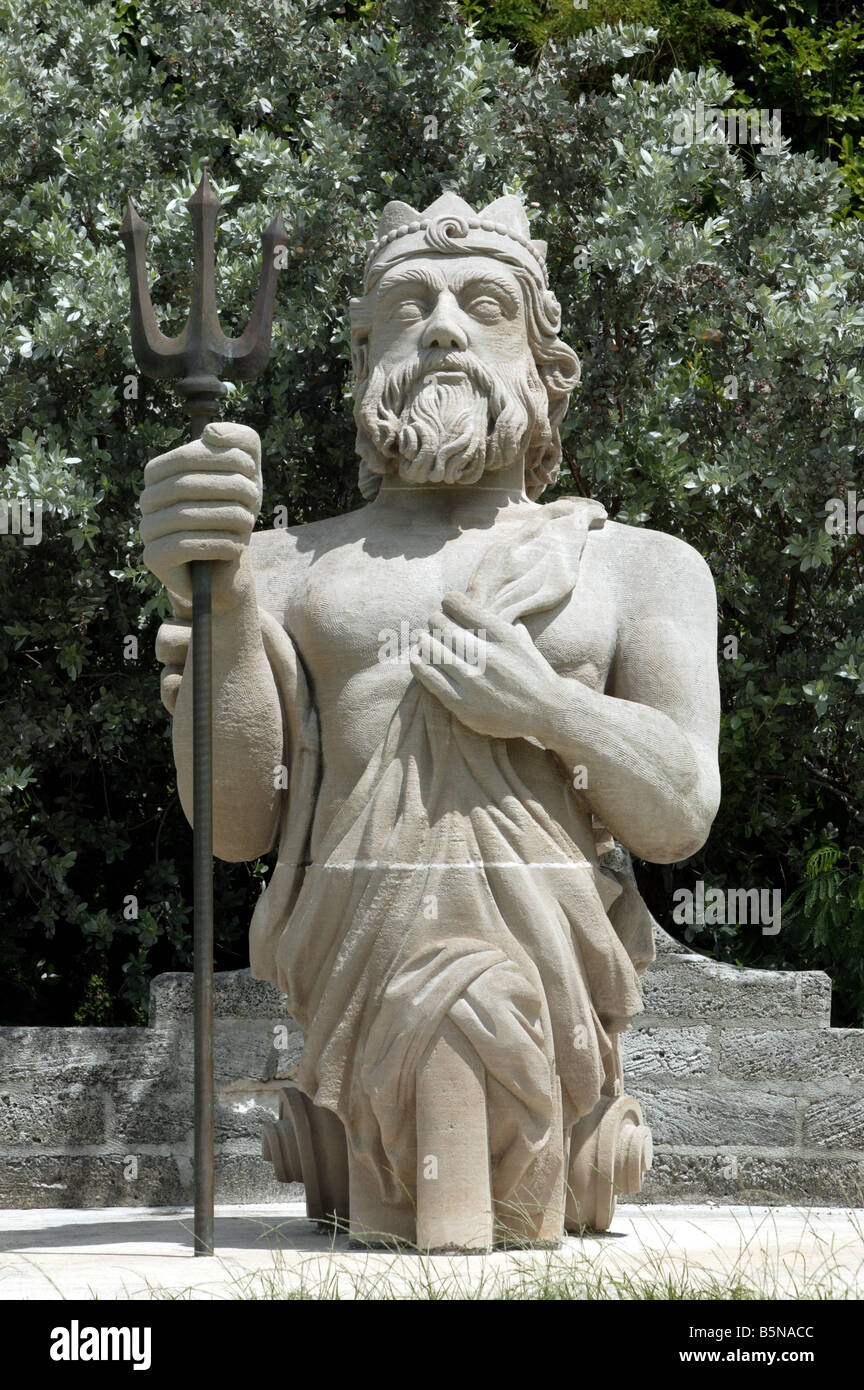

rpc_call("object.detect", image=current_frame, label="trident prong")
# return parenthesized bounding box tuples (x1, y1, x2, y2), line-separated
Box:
(121, 170, 289, 433)
(121, 172, 288, 1261)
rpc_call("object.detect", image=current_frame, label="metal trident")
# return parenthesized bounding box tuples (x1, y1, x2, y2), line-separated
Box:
(121, 173, 288, 1257)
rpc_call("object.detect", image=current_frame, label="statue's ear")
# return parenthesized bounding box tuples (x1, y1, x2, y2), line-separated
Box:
(377, 201, 421, 238)
(349, 295, 372, 382)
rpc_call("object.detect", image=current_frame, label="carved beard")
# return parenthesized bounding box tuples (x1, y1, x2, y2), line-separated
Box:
(354, 350, 552, 490)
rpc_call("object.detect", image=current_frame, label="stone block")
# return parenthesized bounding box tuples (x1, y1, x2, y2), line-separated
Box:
(213, 1155, 300, 1205)
(0, 1084, 106, 1148)
(148, 969, 287, 1027)
(800, 972, 833, 1025)
(803, 1096, 864, 1151)
(174, 1020, 303, 1086)
(0, 1026, 173, 1085)
(633, 1084, 796, 1147)
(115, 1085, 280, 1148)
(633, 1151, 864, 1207)
(641, 956, 813, 1024)
(621, 1027, 712, 1081)
(718, 1028, 864, 1083)
(0, 1154, 190, 1208)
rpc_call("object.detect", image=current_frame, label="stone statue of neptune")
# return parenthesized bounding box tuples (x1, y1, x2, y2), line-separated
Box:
(140, 193, 721, 1249)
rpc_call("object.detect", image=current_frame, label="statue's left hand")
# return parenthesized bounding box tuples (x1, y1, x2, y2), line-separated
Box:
(409, 592, 562, 744)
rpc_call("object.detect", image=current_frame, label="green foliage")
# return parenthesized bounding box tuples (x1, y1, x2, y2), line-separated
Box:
(465, 1, 864, 211)
(73, 965, 118, 1025)
(467, 0, 741, 68)
(0, 0, 862, 1022)
(782, 844, 864, 1021)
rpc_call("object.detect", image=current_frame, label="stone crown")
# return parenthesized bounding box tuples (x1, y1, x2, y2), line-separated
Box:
(363, 192, 549, 292)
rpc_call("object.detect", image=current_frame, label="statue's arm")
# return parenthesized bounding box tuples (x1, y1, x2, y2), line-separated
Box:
(170, 561, 285, 863)
(140, 423, 285, 863)
(543, 534, 721, 863)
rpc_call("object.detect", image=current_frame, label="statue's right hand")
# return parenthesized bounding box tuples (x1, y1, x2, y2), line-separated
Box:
(139, 422, 262, 610)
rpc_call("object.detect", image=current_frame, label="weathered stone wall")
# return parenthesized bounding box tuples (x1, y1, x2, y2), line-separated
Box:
(1, 934, 862, 1208)
(0, 973, 297, 1208)
(625, 934, 864, 1206)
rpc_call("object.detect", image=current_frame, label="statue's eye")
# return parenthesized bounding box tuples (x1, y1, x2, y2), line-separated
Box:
(394, 298, 426, 323)
(464, 295, 503, 323)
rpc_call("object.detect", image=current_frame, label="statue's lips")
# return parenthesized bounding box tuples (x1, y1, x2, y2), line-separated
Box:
(426, 368, 468, 383)
(422, 359, 474, 384)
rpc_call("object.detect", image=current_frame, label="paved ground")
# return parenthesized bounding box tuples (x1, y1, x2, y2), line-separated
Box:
(1, 1201, 862, 1299)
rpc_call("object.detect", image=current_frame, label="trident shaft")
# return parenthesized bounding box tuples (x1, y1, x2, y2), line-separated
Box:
(121, 173, 287, 1257)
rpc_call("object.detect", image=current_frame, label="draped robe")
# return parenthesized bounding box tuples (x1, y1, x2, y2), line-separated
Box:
(248, 497, 655, 1206)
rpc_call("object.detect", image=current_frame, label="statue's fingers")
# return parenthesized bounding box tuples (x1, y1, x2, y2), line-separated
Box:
(424, 620, 484, 673)
(140, 502, 255, 545)
(409, 644, 464, 711)
(440, 590, 509, 639)
(144, 443, 260, 488)
(143, 532, 246, 578)
(160, 665, 184, 715)
(201, 421, 261, 465)
(140, 470, 260, 516)
(144, 439, 209, 487)
(155, 620, 191, 666)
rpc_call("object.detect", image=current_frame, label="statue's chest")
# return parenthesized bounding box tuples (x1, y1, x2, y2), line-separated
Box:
(286, 545, 478, 668)
(285, 536, 618, 693)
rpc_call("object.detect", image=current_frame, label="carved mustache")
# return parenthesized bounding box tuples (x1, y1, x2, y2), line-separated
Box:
(381, 351, 496, 414)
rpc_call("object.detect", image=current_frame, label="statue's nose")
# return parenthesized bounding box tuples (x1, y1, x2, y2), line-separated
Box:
(420, 291, 468, 352)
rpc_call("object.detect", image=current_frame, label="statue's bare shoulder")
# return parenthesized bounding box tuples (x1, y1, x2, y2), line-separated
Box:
(249, 507, 369, 622)
(587, 516, 717, 625)
(591, 514, 716, 589)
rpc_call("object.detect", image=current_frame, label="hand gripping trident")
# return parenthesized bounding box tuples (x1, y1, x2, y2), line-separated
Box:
(121, 173, 288, 1256)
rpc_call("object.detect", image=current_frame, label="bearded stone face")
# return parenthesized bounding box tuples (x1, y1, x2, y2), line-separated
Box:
(356, 346, 551, 490)
(351, 254, 578, 501)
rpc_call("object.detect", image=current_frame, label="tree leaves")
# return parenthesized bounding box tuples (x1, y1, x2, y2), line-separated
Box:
(0, 0, 862, 1021)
